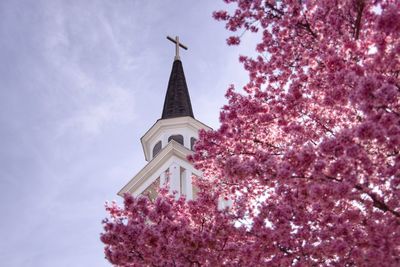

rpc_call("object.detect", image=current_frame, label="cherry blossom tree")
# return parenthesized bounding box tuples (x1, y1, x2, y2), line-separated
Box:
(101, 1, 400, 265)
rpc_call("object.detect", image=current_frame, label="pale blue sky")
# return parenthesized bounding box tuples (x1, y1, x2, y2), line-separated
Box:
(0, 1, 255, 266)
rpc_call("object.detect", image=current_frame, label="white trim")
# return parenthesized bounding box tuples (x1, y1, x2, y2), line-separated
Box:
(183, 169, 193, 200)
(160, 171, 166, 187)
(169, 162, 180, 196)
(141, 116, 212, 161)
(118, 140, 202, 197)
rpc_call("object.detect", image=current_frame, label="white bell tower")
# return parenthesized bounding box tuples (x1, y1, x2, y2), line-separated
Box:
(118, 36, 211, 200)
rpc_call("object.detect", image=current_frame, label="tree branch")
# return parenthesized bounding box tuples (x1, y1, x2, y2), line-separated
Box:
(265, 2, 284, 16)
(354, 0, 365, 40)
(324, 174, 400, 218)
(354, 184, 400, 218)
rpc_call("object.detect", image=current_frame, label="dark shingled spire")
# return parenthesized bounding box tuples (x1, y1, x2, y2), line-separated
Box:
(161, 59, 194, 119)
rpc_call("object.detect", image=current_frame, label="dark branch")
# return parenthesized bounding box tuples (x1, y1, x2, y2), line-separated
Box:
(354, 0, 365, 39)
(324, 174, 400, 218)
(297, 21, 317, 39)
(354, 184, 400, 218)
(265, 2, 284, 16)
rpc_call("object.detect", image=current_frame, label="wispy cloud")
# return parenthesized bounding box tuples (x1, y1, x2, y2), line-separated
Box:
(35, 1, 141, 138)
(57, 85, 136, 136)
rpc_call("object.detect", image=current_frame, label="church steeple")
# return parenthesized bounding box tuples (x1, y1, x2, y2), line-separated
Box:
(161, 59, 194, 119)
(118, 36, 212, 200)
(161, 36, 194, 119)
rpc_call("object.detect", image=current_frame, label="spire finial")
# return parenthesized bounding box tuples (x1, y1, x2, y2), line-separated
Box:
(167, 36, 188, 61)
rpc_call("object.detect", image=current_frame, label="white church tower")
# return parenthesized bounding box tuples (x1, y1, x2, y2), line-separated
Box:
(118, 36, 211, 200)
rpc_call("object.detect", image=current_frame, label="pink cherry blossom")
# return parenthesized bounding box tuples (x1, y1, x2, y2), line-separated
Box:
(102, 1, 400, 265)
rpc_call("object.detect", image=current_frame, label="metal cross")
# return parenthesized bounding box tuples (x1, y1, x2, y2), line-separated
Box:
(167, 36, 188, 60)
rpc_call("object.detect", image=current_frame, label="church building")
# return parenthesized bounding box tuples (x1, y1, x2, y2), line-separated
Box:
(118, 36, 211, 200)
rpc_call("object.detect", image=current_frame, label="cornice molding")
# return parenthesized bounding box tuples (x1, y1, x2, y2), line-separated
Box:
(140, 116, 212, 161)
(118, 140, 195, 196)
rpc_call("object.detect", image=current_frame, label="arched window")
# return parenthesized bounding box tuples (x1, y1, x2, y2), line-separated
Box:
(168, 134, 184, 145)
(190, 137, 197, 151)
(152, 141, 162, 158)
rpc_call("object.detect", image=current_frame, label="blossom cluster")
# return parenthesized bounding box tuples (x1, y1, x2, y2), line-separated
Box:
(102, 1, 400, 265)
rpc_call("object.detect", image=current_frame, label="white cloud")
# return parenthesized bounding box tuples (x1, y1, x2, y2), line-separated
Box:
(34, 1, 142, 138)
(56, 85, 136, 137)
